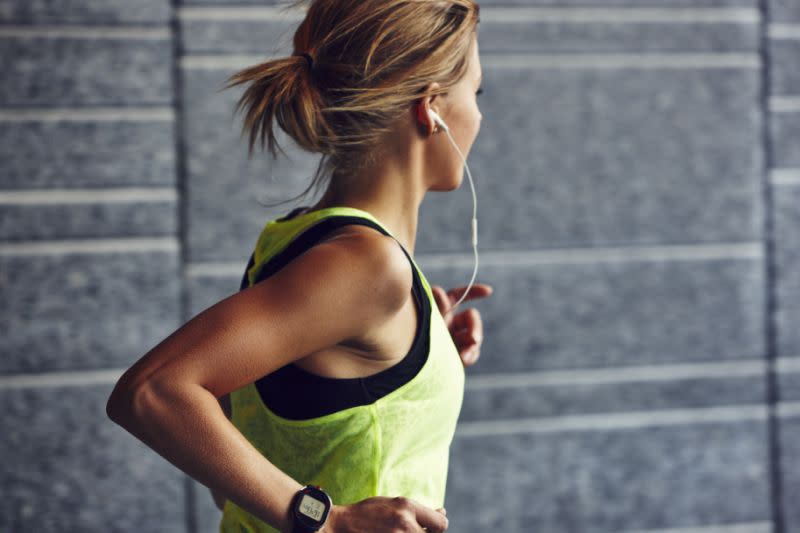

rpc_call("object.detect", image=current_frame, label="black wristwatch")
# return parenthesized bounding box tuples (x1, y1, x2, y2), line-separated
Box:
(290, 485, 333, 533)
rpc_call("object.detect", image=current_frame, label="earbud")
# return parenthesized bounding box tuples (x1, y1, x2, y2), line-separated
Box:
(425, 107, 479, 317)
(428, 109, 449, 133)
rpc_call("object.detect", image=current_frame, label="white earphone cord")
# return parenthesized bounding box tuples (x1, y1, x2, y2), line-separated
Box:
(435, 117, 479, 318)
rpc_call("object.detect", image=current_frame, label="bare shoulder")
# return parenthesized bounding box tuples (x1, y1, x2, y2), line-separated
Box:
(314, 224, 413, 313)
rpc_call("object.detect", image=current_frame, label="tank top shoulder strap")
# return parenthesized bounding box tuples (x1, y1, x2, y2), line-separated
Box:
(237, 208, 389, 291)
(240, 206, 423, 290)
(257, 215, 393, 282)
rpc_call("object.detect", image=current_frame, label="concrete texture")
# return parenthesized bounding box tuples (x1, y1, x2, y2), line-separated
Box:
(1, 1, 798, 532)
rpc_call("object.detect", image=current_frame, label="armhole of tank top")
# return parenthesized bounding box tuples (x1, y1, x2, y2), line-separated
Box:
(239, 211, 432, 420)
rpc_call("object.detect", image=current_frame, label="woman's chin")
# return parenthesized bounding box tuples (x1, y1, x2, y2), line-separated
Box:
(432, 173, 464, 191)
(450, 173, 466, 190)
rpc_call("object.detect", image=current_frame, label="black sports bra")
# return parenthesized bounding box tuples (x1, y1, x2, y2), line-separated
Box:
(237, 206, 431, 420)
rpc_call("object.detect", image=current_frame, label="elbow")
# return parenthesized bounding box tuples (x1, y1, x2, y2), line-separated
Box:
(106, 368, 144, 424)
(106, 381, 132, 424)
(105, 380, 156, 427)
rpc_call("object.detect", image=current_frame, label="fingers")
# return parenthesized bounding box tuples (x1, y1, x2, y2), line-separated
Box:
(433, 283, 488, 368)
(433, 282, 492, 324)
(422, 509, 448, 532)
(452, 329, 481, 366)
(406, 498, 449, 532)
(463, 346, 480, 366)
(446, 283, 493, 307)
(447, 307, 484, 367)
(451, 308, 483, 346)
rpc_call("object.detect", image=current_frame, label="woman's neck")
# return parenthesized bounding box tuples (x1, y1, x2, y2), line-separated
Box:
(308, 180, 426, 256)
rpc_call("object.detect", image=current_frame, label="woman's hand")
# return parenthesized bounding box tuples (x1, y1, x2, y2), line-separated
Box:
(322, 496, 448, 532)
(430, 283, 493, 368)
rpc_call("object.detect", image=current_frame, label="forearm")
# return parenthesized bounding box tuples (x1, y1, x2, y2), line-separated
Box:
(109, 382, 302, 532)
(210, 393, 232, 511)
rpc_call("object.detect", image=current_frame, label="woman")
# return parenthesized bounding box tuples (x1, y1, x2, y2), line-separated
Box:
(106, 1, 491, 531)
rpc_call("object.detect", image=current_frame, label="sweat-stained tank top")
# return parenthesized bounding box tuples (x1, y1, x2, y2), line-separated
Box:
(219, 205, 466, 533)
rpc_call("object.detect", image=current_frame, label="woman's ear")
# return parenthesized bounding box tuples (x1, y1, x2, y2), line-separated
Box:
(415, 82, 442, 136)
(415, 101, 435, 135)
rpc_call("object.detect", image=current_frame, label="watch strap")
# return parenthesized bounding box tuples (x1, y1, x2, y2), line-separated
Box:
(291, 520, 317, 533)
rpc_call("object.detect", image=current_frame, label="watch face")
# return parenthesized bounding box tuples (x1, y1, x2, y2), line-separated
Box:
(298, 494, 326, 522)
(293, 486, 331, 530)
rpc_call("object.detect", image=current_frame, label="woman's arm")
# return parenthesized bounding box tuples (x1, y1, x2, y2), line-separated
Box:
(106, 230, 412, 532)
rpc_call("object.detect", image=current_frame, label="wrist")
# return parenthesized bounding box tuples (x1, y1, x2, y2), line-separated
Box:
(318, 504, 341, 533)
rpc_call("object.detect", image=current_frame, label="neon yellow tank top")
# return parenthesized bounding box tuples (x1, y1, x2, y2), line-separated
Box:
(219, 206, 466, 533)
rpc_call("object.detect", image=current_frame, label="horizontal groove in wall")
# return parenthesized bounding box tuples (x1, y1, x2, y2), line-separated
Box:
(181, 54, 269, 70)
(0, 107, 174, 122)
(465, 359, 766, 390)
(0, 26, 170, 39)
(455, 404, 769, 436)
(0, 6, 771, 27)
(478, 7, 759, 23)
(618, 521, 772, 533)
(0, 188, 177, 204)
(775, 357, 800, 373)
(770, 96, 800, 112)
(176, 6, 760, 23)
(186, 242, 763, 276)
(419, 242, 762, 267)
(0, 369, 124, 389)
(485, 53, 759, 68)
(177, 5, 305, 20)
(0, 8, 775, 45)
(181, 53, 760, 71)
(0, 237, 179, 255)
(771, 168, 800, 185)
(769, 23, 800, 39)
(776, 402, 800, 418)
(186, 262, 250, 277)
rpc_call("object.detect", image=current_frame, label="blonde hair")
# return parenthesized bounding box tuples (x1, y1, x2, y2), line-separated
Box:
(222, 0, 481, 207)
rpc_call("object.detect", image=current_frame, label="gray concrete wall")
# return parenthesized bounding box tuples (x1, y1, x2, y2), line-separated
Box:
(1, 1, 798, 532)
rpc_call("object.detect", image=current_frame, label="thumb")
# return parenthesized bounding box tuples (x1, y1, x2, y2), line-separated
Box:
(436, 507, 447, 516)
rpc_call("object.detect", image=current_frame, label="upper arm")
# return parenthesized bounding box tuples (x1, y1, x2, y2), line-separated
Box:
(107, 229, 412, 405)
